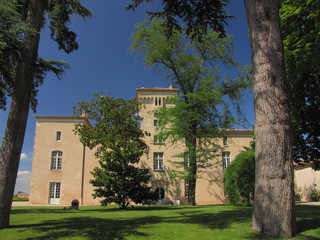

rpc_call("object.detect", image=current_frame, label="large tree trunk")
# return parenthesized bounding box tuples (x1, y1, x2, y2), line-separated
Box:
(186, 122, 197, 206)
(0, 0, 45, 229)
(244, 0, 296, 238)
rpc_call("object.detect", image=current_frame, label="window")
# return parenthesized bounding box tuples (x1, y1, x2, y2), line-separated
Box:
(154, 119, 158, 127)
(49, 182, 61, 204)
(155, 188, 165, 199)
(222, 152, 231, 169)
(155, 97, 162, 106)
(184, 152, 190, 168)
(154, 134, 164, 144)
(51, 151, 63, 170)
(154, 152, 164, 170)
(185, 180, 190, 198)
(56, 131, 61, 141)
(223, 136, 228, 146)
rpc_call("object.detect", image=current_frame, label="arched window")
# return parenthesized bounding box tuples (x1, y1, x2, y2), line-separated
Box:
(51, 151, 63, 170)
(155, 187, 165, 199)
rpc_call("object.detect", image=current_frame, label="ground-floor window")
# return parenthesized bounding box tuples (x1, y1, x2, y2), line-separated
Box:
(155, 187, 165, 199)
(185, 180, 190, 198)
(49, 182, 61, 204)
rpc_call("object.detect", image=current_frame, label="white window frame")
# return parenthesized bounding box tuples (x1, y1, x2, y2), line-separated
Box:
(49, 182, 61, 204)
(51, 151, 63, 170)
(154, 152, 164, 170)
(222, 151, 231, 169)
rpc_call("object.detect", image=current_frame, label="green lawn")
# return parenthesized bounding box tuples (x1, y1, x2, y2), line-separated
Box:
(0, 205, 319, 240)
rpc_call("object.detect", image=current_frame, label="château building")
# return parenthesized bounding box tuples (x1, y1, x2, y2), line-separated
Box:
(29, 87, 254, 206)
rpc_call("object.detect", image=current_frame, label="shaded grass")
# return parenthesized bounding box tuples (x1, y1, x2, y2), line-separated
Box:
(0, 204, 319, 239)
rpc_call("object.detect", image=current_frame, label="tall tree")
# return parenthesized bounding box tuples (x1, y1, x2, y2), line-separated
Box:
(73, 95, 157, 209)
(0, 0, 91, 229)
(130, 19, 250, 205)
(245, 1, 296, 237)
(128, 0, 296, 237)
(281, 0, 320, 168)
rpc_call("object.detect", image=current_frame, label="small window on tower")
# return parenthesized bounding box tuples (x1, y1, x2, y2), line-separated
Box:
(56, 131, 61, 141)
(223, 136, 228, 146)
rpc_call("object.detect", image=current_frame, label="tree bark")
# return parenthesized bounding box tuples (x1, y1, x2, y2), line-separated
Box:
(186, 121, 197, 206)
(244, 0, 296, 238)
(0, 0, 45, 229)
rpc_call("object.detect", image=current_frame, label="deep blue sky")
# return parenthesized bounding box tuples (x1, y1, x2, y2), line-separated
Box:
(0, 0, 253, 193)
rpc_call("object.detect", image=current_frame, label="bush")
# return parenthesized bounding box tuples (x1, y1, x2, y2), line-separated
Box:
(306, 185, 320, 202)
(224, 149, 255, 205)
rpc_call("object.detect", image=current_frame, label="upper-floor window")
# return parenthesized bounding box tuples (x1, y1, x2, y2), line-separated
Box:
(154, 134, 164, 144)
(56, 131, 61, 141)
(223, 136, 228, 146)
(155, 97, 162, 106)
(154, 119, 158, 127)
(154, 152, 164, 170)
(222, 151, 231, 170)
(51, 151, 63, 170)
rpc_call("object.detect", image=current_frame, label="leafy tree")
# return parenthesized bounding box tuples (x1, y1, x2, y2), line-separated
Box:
(130, 19, 250, 205)
(128, 0, 296, 237)
(73, 94, 157, 209)
(281, 0, 320, 169)
(0, 0, 91, 228)
(224, 148, 255, 206)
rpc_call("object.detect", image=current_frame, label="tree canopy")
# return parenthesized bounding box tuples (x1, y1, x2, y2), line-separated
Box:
(281, 0, 320, 168)
(130, 19, 251, 205)
(0, 0, 91, 229)
(127, 0, 232, 39)
(73, 94, 157, 208)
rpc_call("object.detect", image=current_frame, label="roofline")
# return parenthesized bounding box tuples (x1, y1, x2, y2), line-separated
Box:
(35, 116, 92, 127)
(136, 87, 179, 98)
(136, 87, 180, 92)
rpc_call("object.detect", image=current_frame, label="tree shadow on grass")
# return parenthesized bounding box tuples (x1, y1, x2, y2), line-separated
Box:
(13, 216, 162, 240)
(9, 205, 319, 239)
(173, 206, 252, 229)
(10, 206, 254, 239)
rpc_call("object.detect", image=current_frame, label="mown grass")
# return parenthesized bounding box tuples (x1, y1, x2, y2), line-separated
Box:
(0, 204, 319, 240)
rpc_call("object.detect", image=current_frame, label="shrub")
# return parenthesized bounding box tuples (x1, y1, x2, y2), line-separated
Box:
(224, 149, 255, 205)
(306, 185, 320, 202)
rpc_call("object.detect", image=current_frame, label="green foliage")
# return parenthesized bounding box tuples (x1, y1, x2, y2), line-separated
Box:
(0, 0, 29, 109)
(280, 0, 320, 166)
(127, 0, 232, 39)
(306, 185, 320, 202)
(73, 94, 157, 208)
(224, 149, 255, 206)
(130, 19, 251, 203)
(0, 0, 92, 111)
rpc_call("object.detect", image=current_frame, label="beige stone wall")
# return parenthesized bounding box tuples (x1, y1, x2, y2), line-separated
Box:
(29, 87, 254, 206)
(137, 87, 253, 205)
(295, 167, 320, 201)
(29, 117, 99, 205)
